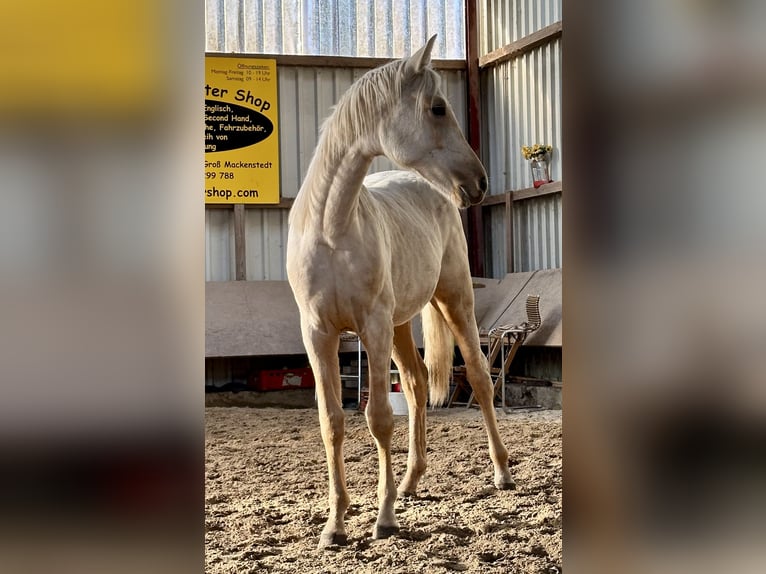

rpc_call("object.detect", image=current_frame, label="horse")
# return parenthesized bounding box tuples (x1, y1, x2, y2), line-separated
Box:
(286, 35, 514, 549)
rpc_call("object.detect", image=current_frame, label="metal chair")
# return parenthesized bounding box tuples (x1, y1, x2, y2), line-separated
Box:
(462, 294, 542, 410)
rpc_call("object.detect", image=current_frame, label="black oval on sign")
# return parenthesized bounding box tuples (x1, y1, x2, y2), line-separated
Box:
(204, 99, 273, 152)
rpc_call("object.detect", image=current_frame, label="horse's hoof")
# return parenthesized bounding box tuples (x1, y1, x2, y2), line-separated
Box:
(397, 488, 417, 498)
(494, 468, 516, 490)
(372, 524, 400, 539)
(317, 531, 348, 549)
(495, 478, 516, 490)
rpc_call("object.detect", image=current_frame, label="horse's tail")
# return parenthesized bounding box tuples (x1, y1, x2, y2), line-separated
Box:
(422, 302, 454, 408)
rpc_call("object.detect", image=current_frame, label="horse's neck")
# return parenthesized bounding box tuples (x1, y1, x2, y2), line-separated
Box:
(297, 130, 375, 238)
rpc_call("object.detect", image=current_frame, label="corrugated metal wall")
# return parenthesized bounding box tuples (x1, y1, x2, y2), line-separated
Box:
(205, 64, 468, 281)
(205, 0, 466, 58)
(480, 0, 561, 53)
(205, 209, 233, 281)
(480, 0, 562, 275)
(482, 38, 561, 193)
(483, 196, 564, 277)
(512, 192, 562, 271)
(485, 204, 505, 278)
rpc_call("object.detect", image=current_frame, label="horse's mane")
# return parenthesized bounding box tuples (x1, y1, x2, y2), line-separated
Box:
(289, 59, 441, 229)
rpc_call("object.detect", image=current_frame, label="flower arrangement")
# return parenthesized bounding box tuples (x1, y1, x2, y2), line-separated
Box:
(521, 144, 553, 188)
(521, 144, 552, 160)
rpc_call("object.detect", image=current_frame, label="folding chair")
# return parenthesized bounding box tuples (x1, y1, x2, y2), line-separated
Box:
(465, 294, 542, 410)
(447, 327, 505, 407)
(446, 366, 469, 407)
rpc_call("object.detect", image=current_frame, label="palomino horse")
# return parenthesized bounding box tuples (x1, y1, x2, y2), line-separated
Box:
(286, 36, 513, 549)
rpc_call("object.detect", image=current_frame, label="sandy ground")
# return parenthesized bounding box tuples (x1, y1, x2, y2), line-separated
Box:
(205, 406, 561, 573)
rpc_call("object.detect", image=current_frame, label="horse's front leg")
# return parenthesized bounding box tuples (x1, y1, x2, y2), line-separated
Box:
(360, 319, 399, 539)
(301, 322, 350, 548)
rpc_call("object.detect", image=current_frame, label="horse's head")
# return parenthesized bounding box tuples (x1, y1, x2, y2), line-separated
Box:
(378, 36, 488, 208)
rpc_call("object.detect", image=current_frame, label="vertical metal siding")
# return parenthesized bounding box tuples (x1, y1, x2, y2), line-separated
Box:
(205, 209, 234, 281)
(244, 208, 290, 280)
(513, 193, 562, 272)
(480, 1, 562, 276)
(483, 197, 563, 276)
(479, 0, 561, 55)
(206, 0, 466, 58)
(204, 208, 290, 282)
(484, 39, 561, 193)
(487, 204, 507, 277)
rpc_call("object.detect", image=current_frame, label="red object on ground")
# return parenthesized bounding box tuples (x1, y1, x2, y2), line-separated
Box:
(257, 368, 315, 391)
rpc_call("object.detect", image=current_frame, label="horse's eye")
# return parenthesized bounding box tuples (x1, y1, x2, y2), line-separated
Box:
(431, 105, 446, 117)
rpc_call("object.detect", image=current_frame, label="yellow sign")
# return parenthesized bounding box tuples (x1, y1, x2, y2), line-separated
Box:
(205, 57, 280, 204)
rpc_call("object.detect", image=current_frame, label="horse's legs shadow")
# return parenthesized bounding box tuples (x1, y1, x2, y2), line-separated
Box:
(398, 492, 442, 502)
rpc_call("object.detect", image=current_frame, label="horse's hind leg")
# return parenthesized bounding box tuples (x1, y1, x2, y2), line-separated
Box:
(392, 322, 428, 496)
(300, 321, 350, 548)
(359, 317, 399, 539)
(432, 296, 515, 490)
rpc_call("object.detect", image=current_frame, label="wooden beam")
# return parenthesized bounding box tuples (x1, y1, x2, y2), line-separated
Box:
(481, 193, 508, 207)
(233, 204, 246, 281)
(505, 191, 514, 274)
(206, 52, 466, 71)
(479, 21, 562, 69)
(205, 198, 295, 210)
(512, 180, 563, 201)
(254, 198, 294, 209)
(480, 180, 563, 207)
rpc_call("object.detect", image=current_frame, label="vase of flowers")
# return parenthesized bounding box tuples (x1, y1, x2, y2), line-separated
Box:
(522, 144, 553, 188)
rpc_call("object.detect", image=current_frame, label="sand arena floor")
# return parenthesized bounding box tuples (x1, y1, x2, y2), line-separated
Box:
(206, 406, 561, 573)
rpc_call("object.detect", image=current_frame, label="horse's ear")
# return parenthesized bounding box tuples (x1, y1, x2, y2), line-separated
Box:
(404, 34, 437, 76)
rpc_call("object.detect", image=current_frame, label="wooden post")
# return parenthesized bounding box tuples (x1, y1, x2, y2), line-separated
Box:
(505, 191, 514, 274)
(465, 0, 485, 277)
(465, 0, 481, 155)
(233, 204, 246, 280)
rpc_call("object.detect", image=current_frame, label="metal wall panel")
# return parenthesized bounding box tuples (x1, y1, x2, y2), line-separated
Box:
(486, 204, 507, 278)
(205, 209, 234, 281)
(512, 193, 562, 272)
(206, 0, 466, 58)
(485, 194, 562, 276)
(206, 64, 468, 281)
(205, 208, 290, 283)
(482, 38, 561, 194)
(479, 0, 562, 55)
(480, 3, 562, 276)
(244, 208, 290, 280)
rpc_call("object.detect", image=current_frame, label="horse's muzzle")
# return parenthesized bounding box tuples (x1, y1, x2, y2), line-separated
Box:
(459, 182, 487, 207)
